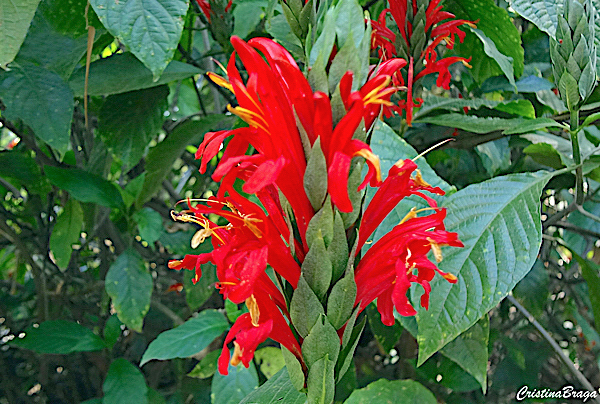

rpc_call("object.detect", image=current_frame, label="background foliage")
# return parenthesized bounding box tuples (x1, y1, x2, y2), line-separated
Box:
(1, 0, 600, 402)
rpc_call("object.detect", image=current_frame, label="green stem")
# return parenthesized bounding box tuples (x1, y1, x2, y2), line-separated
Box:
(570, 109, 584, 205)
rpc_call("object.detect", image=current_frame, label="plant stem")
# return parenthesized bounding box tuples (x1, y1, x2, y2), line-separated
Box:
(570, 109, 584, 205)
(507, 295, 599, 401)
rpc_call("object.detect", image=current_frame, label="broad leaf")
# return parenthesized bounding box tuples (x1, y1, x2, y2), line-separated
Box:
(49, 199, 83, 269)
(0, 0, 40, 68)
(415, 171, 553, 364)
(239, 368, 306, 404)
(103, 358, 148, 404)
(90, 0, 189, 79)
(133, 207, 164, 244)
(69, 52, 202, 96)
(508, 0, 559, 38)
(136, 115, 229, 207)
(98, 86, 169, 168)
(184, 261, 217, 311)
(0, 63, 73, 154)
(344, 379, 437, 404)
(446, 0, 524, 82)
(11, 320, 106, 354)
(438, 315, 489, 392)
(45, 166, 124, 209)
(469, 27, 516, 89)
(140, 309, 228, 366)
(211, 360, 259, 404)
(105, 249, 152, 332)
(253, 347, 285, 379)
(416, 114, 562, 134)
(0, 151, 49, 194)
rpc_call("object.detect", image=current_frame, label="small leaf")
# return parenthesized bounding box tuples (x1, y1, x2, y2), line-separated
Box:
(305, 198, 334, 248)
(328, 211, 349, 281)
(306, 355, 334, 404)
(102, 358, 148, 404)
(45, 166, 124, 209)
(187, 350, 220, 379)
(140, 309, 228, 366)
(90, 0, 189, 79)
(11, 320, 105, 354)
(281, 345, 305, 391)
(105, 249, 152, 332)
(0, 63, 73, 154)
(239, 367, 307, 404)
(49, 199, 83, 269)
(344, 379, 437, 404)
(134, 207, 163, 244)
(302, 233, 333, 301)
(211, 360, 258, 404)
(103, 314, 123, 349)
(254, 347, 285, 379)
(559, 71, 581, 111)
(336, 314, 365, 381)
(290, 276, 325, 338)
(0, 0, 40, 68)
(326, 271, 356, 330)
(69, 53, 202, 96)
(302, 315, 340, 369)
(304, 138, 328, 210)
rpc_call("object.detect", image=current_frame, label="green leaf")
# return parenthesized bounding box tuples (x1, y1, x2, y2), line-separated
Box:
(416, 113, 562, 134)
(133, 207, 163, 244)
(281, 346, 305, 391)
(0, 63, 73, 154)
(90, 0, 188, 79)
(439, 315, 489, 393)
(572, 253, 600, 325)
(69, 52, 202, 96)
(0, 0, 40, 68)
(105, 249, 152, 332)
(327, 271, 356, 330)
(103, 314, 123, 349)
(366, 303, 403, 353)
(253, 347, 285, 379)
(232, 2, 266, 38)
(184, 262, 217, 311)
(415, 96, 535, 120)
(290, 276, 325, 338)
(328, 212, 349, 281)
(50, 199, 83, 269)
(306, 197, 334, 248)
(0, 151, 49, 195)
(475, 137, 511, 176)
(336, 314, 365, 382)
(98, 86, 168, 168)
(512, 259, 550, 317)
(559, 71, 581, 111)
(508, 0, 559, 38)
(103, 358, 148, 404)
(140, 309, 228, 366)
(302, 315, 340, 369)
(415, 171, 553, 364)
(211, 360, 259, 404)
(302, 234, 333, 301)
(187, 350, 220, 379)
(344, 379, 437, 404)
(135, 115, 228, 207)
(307, 355, 334, 404)
(304, 138, 328, 210)
(469, 27, 517, 89)
(447, 0, 524, 82)
(11, 320, 106, 354)
(45, 166, 124, 209)
(239, 367, 306, 404)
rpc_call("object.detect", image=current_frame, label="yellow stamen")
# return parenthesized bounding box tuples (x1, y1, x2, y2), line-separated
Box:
(354, 149, 382, 183)
(240, 214, 263, 238)
(406, 261, 416, 275)
(399, 208, 418, 225)
(413, 170, 432, 188)
(231, 341, 243, 366)
(246, 295, 260, 327)
(207, 72, 233, 92)
(191, 228, 213, 249)
(442, 273, 457, 282)
(412, 138, 455, 163)
(363, 77, 394, 107)
(428, 237, 443, 263)
(168, 260, 182, 269)
(227, 105, 270, 133)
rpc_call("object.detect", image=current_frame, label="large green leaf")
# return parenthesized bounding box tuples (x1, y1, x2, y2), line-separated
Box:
(103, 358, 148, 404)
(508, 0, 559, 38)
(469, 27, 516, 89)
(414, 171, 553, 364)
(90, 0, 188, 79)
(140, 309, 228, 366)
(49, 199, 83, 270)
(11, 320, 106, 354)
(105, 249, 152, 332)
(69, 53, 202, 96)
(0, 151, 49, 194)
(133, 207, 164, 244)
(415, 96, 534, 120)
(437, 315, 489, 392)
(0, 63, 73, 154)
(415, 113, 562, 134)
(45, 166, 124, 209)
(135, 115, 229, 207)
(239, 367, 306, 404)
(0, 0, 40, 68)
(446, 0, 524, 82)
(344, 379, 437, 404)
(211, 360, 259, 404)
(98, 86, 169, 168)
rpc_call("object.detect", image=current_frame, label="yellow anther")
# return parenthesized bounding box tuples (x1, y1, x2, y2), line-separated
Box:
(399, 207, 418, 225)
(191, 228, 213, 249)
(413, 169, 432, 188)
(428, 237, 443, 263)
(227, 105, 270, 133)
(207, 71, 233, 92)
(246, 295, 260, 327)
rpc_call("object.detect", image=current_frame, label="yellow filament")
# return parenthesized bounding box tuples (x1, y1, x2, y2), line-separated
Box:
(231, 341, 243, 366)
(413, 170, 432, 188)
(227, 105, 270, 133)
(354, 149, 382, 183)
(207, 72, 233, 92)
(427, 237, 443, 263)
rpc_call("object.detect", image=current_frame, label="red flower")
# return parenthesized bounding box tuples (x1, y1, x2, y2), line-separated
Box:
(195, 0, 232, 22)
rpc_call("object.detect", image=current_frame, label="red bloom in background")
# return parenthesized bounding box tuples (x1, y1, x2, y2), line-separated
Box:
(369, 0, 475, 125)
(195, 0, 232, 22)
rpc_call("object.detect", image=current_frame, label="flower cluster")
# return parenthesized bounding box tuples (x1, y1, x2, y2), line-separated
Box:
(370, 0, 475, 124)
(169, 36, 462, 376)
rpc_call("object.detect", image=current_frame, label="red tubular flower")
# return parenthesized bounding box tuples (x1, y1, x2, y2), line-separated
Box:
(368, 0, 475, 125)
(195, 0, 232, 21)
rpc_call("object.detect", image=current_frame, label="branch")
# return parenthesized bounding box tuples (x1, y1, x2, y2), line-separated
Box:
(507, 295, 600, 401)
